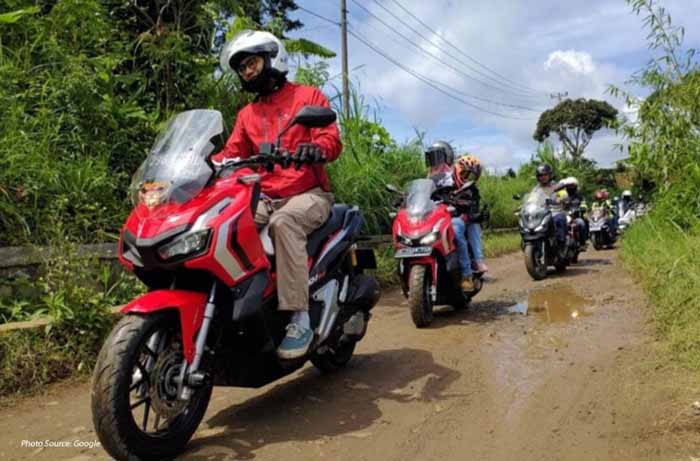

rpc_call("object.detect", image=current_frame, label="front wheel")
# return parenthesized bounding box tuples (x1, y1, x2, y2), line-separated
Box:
(91, 313, 212, 461)
(591, 233, 603, 250)
(408, 265, 433, 327)
(524, 241, 548, 280)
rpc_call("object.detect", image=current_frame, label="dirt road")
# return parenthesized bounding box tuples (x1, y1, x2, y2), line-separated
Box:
(2, 249, 699, 460)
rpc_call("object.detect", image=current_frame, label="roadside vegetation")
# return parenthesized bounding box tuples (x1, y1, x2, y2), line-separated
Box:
(613, 0, 700, 368)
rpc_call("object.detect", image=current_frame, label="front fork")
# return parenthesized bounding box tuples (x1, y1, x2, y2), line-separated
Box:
(177, 282, 217, 401)
(399, 257, 438, 303)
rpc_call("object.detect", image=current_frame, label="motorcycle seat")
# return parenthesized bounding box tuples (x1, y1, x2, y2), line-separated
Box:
(259, 204, 351, 259)
(306, 204, 351, 258)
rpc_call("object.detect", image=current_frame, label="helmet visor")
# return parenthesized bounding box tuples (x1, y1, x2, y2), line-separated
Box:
(425, 149, 447, 167)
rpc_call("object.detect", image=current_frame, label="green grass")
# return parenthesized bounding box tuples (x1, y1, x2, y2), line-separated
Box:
(483, 231, 522, 258)
(479, 176, 532, 229)
(620, 215, 700, 369)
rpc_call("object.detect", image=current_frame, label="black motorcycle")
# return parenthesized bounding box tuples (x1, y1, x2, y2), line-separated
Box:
(516, 190, 571, 280)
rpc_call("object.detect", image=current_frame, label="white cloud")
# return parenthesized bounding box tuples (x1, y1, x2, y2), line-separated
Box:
(545, 50, 596, 76)
(292, 0, 700, 169)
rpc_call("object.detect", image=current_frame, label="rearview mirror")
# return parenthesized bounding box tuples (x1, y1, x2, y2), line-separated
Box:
(275, 106, 337, 148)
(291, 106, 337, 128)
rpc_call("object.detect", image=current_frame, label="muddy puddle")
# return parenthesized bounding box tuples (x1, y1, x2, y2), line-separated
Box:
(509, 285, 590, 323)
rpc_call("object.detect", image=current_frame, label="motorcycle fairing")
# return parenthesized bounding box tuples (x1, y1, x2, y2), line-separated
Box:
(121, 289, 208, 363)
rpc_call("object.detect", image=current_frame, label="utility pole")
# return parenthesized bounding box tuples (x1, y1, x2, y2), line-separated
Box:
(340, 0, 350, 119)
(550, 91, 568, 103)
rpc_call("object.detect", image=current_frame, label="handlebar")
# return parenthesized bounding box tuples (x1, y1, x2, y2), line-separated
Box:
(216, 153, 326, 176)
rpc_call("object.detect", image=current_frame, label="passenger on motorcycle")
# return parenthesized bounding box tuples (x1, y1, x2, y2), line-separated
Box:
(558, 177, 588, 245)
(532, 164, 568, 257)
(451, 155, 488, 284)
(212, 30, 342, 360)
(424, 143, 486, 291)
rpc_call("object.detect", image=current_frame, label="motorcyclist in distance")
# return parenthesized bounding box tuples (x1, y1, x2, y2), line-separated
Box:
(592, 189, 618, 235)
(621, 190, 634, 214)
(532, 164, 568, 258)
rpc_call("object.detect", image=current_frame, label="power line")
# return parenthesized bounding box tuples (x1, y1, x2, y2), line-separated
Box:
(296, 6, 340, 26)
(350, 0, 545, 104)
(347, 28, 534, 120)
(346, 14, 542, 113)
(388, 0, 550, 96)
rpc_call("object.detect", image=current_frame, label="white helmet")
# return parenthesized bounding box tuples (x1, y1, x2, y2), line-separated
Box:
(622, 190, 632, 198)
(561, 176, 579, 188)
(220, 30, 289, 75)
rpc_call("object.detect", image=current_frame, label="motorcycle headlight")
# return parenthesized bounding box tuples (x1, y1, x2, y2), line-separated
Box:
(158, 229, 211, 261)
(419, 232, 439, 245)
(397, 235, 413, 246)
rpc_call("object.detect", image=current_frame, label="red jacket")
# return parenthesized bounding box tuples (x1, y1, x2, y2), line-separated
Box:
(212, 82, 342, 199)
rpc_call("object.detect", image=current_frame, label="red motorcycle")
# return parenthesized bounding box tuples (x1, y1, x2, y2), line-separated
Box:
(91, 107, 380, 461)
(388, 179, 483, 327)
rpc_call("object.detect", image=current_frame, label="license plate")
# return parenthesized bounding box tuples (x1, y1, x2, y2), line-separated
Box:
(394, 246, 432, 258)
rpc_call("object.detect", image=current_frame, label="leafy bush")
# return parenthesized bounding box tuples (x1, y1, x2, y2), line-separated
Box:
(615, 0, 700, 368)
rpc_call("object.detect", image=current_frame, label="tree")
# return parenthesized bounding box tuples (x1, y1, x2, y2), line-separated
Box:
(533, 98, 619, 161)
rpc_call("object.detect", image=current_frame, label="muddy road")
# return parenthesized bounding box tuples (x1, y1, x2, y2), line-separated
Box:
(2, 249, 698, 460)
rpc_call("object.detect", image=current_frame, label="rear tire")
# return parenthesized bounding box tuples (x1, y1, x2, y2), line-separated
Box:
(524, 242, 548, 280)
(408, 265, 433, 327)
(91, 313, 212, 461)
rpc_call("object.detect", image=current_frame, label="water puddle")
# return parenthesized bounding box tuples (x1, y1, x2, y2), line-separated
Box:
(508, 285, 590, 323)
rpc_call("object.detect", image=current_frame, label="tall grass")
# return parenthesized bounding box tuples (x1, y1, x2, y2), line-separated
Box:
(621, 215, 700, 368)
(479, 175, 531, 229)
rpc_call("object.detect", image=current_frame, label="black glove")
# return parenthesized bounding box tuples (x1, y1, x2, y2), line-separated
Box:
(293, 143, 325, 170)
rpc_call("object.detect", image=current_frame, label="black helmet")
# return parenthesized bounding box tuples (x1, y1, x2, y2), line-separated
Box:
(425, 141, 455, 167)
(535, 163, 553, 179)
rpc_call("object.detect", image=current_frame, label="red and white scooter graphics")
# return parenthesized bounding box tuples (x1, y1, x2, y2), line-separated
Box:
(388, 179, 483, 327)
(91, 107, 380, 461)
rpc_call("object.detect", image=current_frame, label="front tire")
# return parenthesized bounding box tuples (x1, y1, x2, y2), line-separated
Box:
(91, 313, 212, 461)
(408, 265, 433, 327)
(524, 242, 548, 280)
(592, 233, 603, 250)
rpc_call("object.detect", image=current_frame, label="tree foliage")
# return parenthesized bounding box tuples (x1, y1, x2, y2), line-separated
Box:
(610, 0, 700, 226)
(0, 0, 306, 246)
(533, 98, 619, 161)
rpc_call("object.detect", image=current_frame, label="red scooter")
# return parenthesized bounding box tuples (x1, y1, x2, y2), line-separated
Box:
(91, 107, 380, 461)
(388, 179, 483, 327)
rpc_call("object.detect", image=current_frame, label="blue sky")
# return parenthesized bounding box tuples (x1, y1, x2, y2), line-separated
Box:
(287, 0, 700, 171)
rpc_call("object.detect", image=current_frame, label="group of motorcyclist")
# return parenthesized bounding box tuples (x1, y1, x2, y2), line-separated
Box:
(212, 28, 633, 351)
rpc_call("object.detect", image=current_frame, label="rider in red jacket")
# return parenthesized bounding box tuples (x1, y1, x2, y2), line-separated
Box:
(213, 30, 342, 359)
(213, 81, 342, 197)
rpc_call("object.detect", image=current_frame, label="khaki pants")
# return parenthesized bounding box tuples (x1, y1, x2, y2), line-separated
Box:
(255, 187, 333, 311)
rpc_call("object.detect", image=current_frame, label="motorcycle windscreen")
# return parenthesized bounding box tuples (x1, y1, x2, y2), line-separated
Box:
(404, 179, 436, 221)
(129, 110, 223, 218)
(523, 188, 549, 208)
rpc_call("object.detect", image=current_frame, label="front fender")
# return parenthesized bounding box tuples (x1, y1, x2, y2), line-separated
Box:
(121, 290, 208, 364)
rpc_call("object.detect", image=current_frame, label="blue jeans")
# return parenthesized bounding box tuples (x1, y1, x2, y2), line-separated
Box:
(553, 212, 567, 243)
(451, 217, 472, 278)
(574, 217, 588, 242)
(467, 223, 484, 261)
